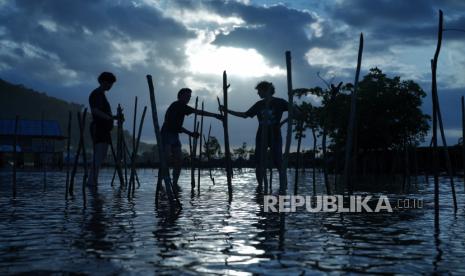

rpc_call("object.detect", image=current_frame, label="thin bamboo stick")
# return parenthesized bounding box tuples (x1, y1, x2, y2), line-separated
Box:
(147, 75, 180, 209)
(129, 106, 147, 197)
(311, 127, 317, 195)
(280, 51, 294, 195)
(191, 97, 199, 190)
(204, 124, 215, 185)
(65, 111, 72, 200)
(109, 140, 124, 186)
(294, 119, 303, 195)
(431, 10, 443, 230)
(342, 33, 364, 194)
(69, 110, 84, 197)
(431, 58, 457, 211)
(198, 101, 204, 194)
(77, 109, 88, 208)
(462, 96, 465, 189)
(132, 96, 138, 187)
(221, 71, 233, 201)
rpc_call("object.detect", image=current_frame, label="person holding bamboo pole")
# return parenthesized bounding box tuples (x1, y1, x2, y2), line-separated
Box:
(220, 81, 299, 188)
(161, 88, 222, 190)
(87, 72, 121, 187)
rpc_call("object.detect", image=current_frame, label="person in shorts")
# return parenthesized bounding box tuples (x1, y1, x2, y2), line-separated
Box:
(161, 88, 223, 189)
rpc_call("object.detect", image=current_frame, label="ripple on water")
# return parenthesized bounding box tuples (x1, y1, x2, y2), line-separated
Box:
(0, 169, 465, 274)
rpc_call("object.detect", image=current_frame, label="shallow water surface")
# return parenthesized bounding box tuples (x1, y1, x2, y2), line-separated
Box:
(0, 168, 464, 274)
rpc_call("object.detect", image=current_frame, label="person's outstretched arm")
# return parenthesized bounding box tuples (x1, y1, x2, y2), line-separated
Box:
(194, 109, 223, 120)
(219, 106, 248, 118)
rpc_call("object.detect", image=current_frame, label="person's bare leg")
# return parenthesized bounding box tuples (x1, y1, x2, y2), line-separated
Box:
(172, 145, 182, 191)
(87, 143, 109, 187)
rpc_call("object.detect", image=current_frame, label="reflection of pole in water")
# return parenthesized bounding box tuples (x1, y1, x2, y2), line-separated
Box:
(65, 111, 72, 200)
(12, 115, 19, 198)
(41, 112, 47, 191)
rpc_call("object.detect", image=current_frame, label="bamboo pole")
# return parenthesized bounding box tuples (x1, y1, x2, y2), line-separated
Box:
(69, 110, 85, 197)
(12, 115, 19, 198)
(76, 109, 88, 207)
(108, 139, 124, 186)
(204, 124, 215, 185)
(322, 130, 330, 194)
(280, 51, 294, 195)
(129, 106, 147, 197)
(431, 10, 443, 230)
(132, 96, 138, 187)
(342, 33, 364, 194)
(294, 119, 303, 195)
(462, 96, 465, 188)
(311, 127, 317, 195)
(431, 61, 457, 211)
(116, 105, 125, 187)
(221, 71, 233, 201)
(191, 97, 199, 190)
(431, 10, 457, 212)
(76, 112, 87, 207)
(65, 111, 72, 200)
(198, 101, 204, 194)
(147, 75, 179, 209)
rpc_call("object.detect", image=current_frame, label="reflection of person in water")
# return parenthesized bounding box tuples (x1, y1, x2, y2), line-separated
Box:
(87, 72, 121, 187)
(160, 88, 223, 189)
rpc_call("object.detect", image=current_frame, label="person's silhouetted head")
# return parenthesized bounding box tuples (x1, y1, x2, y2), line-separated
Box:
(98, 72, 116, 91)
(177, 88, 192, 104)
(255, 81, 275, 99)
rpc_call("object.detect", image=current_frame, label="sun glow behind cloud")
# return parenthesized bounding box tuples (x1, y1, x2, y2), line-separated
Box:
(186, 31, 285, 78)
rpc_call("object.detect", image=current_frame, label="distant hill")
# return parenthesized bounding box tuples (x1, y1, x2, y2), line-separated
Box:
(0, 78, 155, 156)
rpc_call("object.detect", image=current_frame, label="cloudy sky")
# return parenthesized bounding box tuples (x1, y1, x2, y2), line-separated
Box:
(1, 0, 464, 150)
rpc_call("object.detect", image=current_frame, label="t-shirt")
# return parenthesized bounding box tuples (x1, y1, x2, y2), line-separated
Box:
(245, 97, 288, 138)
(89, 88, 113, 132)
(161, 100, 195, 133)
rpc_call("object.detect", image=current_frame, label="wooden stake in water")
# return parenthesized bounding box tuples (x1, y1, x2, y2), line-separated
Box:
(204, 124, 215, 185)
(220, 71, 233, 201)
(294, 119, 303, 195)
(147, 75, 179, 209)
(132, 96, 138, 187)
(342, 33, 364, 194)
(69, 110, 85, 197)
(65, 111, 72, 200)
(198, 101, 204, 194)
(280, 51, 295, 195)
(77, 109, 88, 208)
(431, 61, 457, 212)
(462, 96, 465, 189)
(129, 106, 147, 197)
(12, 115, 19, 198)
(191, 97, 199, 191)
(431, 10, 443, 229)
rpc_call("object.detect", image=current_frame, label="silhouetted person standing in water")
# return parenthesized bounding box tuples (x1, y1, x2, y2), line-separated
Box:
(161, 88, 222, 190)
(221, 81, 298, 187)
(87, 72, 120, 187)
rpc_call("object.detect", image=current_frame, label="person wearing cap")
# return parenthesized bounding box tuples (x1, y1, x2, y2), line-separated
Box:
(161, 88, 223, 190)
(87, 71, 120, 187)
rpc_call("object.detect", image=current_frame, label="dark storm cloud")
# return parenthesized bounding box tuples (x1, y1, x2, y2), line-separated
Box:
(0, 0, 194, 82)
